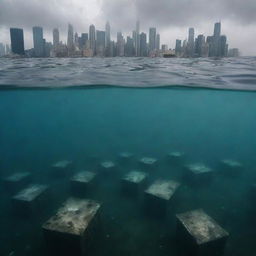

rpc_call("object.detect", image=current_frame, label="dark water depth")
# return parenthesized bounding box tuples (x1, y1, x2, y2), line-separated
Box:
(0, 87, 256, 256)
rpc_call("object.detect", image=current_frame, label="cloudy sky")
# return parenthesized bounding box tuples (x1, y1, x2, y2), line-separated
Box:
(0, 0, 255, 55)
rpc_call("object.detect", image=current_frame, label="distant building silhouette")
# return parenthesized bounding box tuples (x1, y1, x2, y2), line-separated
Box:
(33, 26, 45, 57)
(10, 28, 25, 55)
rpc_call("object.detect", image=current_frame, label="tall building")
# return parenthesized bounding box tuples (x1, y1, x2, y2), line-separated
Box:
(33, 26, 45, 57)
(96, 30, 105, 56)
(149, 27, 156, 52)
(135, 21, 140, 56)
(161, 44, 168, 52)
(175, 39, 182, 56)
(105, 21, 111, 56)
(67, 23, 74, 52)
(212, 22, 222, 57)
(116, 32, 125, 57)
(214, 22, 221, 38)
(89, 24, 96, 55)
(0, 43, 5, 56)
(10, 28, 25, 55)
(125, 36, 135, 57)
(195, 34, 205, 57)
(79, 33, 88, 50)
(187, 27, 195, 57)
(228, 48, 239, 57)
(140, 32, 147, 57)
(5, 44, 11, 55)
(53, 28, 60, 49)
(156, 34, 160, 50)
(220, 35, 228, 57)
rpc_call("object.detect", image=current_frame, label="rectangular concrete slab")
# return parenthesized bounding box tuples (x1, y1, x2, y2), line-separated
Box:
(176, 209, 229, 256)
(43, 198, 101, 255)
(12, 184, 49, 216)
(3, 172, 31, 193)
(145, 179, 180, 200)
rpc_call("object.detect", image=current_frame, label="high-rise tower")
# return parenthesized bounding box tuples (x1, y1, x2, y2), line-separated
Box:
(149, 27, 156, 52)
(105, 21, 111, 56)
(89, 24, 96, 55)
(10, 28, 25, 55)
(33, 26, 45, 57)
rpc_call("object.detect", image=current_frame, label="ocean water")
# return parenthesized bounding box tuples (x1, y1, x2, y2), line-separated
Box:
(0, 57, 256, 256)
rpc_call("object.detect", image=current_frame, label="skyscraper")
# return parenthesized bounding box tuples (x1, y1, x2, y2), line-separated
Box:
(116, 32, 125, 57)
(195, 34, 205, 57)
(149, 27, 156, 52)
(214, 22, 221, 38)
(140, 32, 147, 57)
(135, 21, 140, 56)
(96, 30, 105, 56)
(187, 27, 195, 57)
(89, 24, 96, 55)
(33, 26, 45, 57)
(67, 23, 74, 52)
(125, 36, 135, 57)
(175, 39, 182, 56)
(220, 35, 228, 57)
(10, 28, 25, 55)
(53, 28, 59, 49)
(156, 34, 160, 50)
(105, 21, 111, 56)
(0, 43, 5, 56)
(79, 33, 88, 50)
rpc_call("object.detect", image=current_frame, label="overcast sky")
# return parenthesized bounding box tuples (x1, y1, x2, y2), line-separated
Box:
(0, 0, 255, 55)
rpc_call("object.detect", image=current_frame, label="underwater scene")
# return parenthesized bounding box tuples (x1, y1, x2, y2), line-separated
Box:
(0, 58, 256, 256)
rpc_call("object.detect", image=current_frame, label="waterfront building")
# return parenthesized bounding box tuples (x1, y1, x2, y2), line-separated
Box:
(149, 27, 156, 53)
(33, 26, 45, 57)
(116, 32, 125, 57)
(156, 34, 160, 51)
(0, 43, 5, 56)
(125, 36, 135, 57)
(105, 21, 111, 57)
(140, 32, 147, 57)
(187, 27, 195, 57)
(135, 21, 140, 57)
(53, 28, 60, 50)
(175, 39, 182, 56)
(67, 24, 74, 53)
(96, 30, 105, 57)
(10, 28, 25, 55)
(89, 24, 96, 55)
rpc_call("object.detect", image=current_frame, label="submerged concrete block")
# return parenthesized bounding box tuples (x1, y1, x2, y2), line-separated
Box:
(70, 171, 96, 196)
(51, 160, 73, 177)
(176, 209, 229, 256)
(43, 198, 101, 255)
(183, 163, 213, 185)
(121, 170, 147, 196)
(3, 172, 32, 193)
(220, 159, 243, 177)
(144, 179, 180, 216)
(98, 161, 117, 176)
(12, 184, 49, 216)
(167, 151, 185, 167)
(139, 157, 158, 172)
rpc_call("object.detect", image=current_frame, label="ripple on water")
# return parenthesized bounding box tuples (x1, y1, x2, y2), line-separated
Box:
(0, 57, 255, 90)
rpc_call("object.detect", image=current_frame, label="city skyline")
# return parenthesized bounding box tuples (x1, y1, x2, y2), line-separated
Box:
(0, 0, 255, 56)
(1, 21, 238, 58)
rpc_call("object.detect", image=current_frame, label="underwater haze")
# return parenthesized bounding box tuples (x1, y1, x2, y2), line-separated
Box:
(0, 57, 256, 256)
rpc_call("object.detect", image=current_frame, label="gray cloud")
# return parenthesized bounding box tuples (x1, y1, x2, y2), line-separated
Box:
(0, 0, 255, 55)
